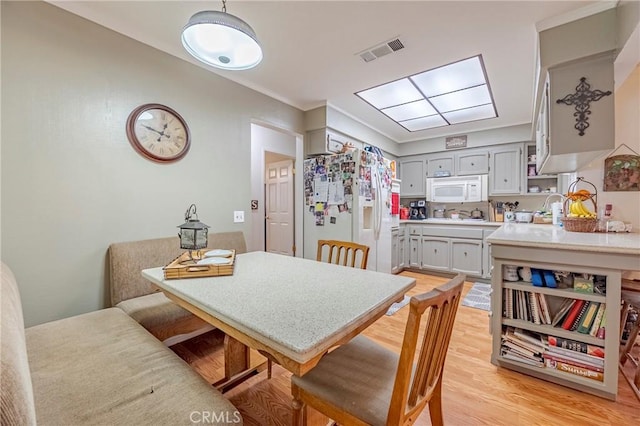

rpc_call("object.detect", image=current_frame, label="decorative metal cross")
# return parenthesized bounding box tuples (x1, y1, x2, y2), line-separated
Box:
(556, 77, 611, 136)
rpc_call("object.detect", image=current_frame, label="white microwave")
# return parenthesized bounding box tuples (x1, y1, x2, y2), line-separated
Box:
(426, 175, 488, 203)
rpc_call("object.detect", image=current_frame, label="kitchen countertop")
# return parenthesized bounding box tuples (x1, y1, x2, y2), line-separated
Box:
(401, 219, 502, 226)
(487, 223, 640, 255)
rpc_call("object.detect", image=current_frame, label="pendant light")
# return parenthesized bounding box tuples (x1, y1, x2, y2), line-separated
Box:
(181, 0, 263, 71)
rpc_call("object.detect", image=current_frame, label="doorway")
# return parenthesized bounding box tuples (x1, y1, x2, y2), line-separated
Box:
(250, 123, 303, 256)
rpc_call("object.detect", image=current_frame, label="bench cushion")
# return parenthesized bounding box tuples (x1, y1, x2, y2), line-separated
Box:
(1, 263, 37, 426)
(116, 292, 209, 342)
(26, 308, 241, 425)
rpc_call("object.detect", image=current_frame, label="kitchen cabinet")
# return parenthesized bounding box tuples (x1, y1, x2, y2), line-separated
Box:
(399, 158, 426, 197)
(536, 52, 615, 174)
(421, 237, 450, 272)
(391, 228, 399, 274)
(451, 239, 483, 276)
(407, 225, 422, 269)
(526, 142, 559, 194)
(489, 144, 522, 195)
(398, 225, 406, 271)
(426, 153, 454, 177)
(456, 150, 489, 175)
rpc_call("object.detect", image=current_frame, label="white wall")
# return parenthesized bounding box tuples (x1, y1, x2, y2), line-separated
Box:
(1, 2, 304, 326)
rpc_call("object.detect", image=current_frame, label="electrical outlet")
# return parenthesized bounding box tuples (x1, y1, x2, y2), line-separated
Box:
(233, 211, 244, 223)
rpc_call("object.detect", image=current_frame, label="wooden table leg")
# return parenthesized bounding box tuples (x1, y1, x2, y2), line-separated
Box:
(213, 334, 264, 393)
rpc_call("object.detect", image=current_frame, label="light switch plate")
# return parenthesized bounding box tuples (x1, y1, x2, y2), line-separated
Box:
(233, 211, 244, 223)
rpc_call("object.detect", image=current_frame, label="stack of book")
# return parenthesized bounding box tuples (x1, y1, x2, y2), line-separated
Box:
(502, 289, 552, 325)
(551, 299, 606, 338)
(500, 327, 546, 367)
(543, 336, 605, 381)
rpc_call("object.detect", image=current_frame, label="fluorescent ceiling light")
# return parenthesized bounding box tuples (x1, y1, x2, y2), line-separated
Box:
(355, 55, 497, 132)
(356, 79, 422, 109)
(400, 115, 448, 131)
(382, 100, 437, 121)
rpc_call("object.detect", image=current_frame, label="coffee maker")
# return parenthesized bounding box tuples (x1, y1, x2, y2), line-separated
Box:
(409, 200, 427, 220)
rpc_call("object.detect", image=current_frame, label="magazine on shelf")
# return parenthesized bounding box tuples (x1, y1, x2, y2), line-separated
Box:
(547, 336, 605, 358)
(544, 358, 604, 382)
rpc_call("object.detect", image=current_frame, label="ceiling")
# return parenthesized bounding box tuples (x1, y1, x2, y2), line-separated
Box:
(47, 1, 615, 143)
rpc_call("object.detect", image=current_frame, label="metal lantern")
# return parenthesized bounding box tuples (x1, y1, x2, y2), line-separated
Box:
(177, 204, 210, 251)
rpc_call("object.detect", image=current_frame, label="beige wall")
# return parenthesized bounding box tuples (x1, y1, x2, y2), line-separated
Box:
(578, 64, 640, 230)
(1, 2, 304, 326)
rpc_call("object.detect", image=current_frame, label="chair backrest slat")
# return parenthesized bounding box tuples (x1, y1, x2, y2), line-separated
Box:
(388, 274, 465, 424)
(316, 240, 370, 270)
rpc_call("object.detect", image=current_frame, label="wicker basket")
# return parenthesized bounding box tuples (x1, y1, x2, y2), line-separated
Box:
(561, 216, 597, 232)
(562, 177, 598, 232)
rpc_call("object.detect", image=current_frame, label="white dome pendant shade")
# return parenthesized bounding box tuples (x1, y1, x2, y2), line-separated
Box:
(181, 10, 263, 70)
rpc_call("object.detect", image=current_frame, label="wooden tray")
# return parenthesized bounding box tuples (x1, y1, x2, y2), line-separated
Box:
(163, 249, 236, 280)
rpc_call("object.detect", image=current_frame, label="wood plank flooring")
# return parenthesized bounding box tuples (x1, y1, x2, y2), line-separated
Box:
(171, 271, 640, 425)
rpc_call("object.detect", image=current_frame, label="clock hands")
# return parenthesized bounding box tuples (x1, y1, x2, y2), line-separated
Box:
(142, 124, 171, 141)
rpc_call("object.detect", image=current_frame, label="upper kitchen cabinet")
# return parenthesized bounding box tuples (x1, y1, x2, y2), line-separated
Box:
(489, 144, 522, 195)
(536, 52, 615, 174)
(456, 149, 489, 175)
(305, 129, 351, 156)
(534, 8, 617, 174)
(399, 157, 426, 197)
(426, 153, 455, 177)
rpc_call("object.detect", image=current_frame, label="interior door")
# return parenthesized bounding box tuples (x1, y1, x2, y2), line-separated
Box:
(266, 159, 294, 256)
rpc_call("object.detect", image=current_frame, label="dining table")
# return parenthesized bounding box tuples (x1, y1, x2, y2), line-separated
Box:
(142, 251, 416, 391)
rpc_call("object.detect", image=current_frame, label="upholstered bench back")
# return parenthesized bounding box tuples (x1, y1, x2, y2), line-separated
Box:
(1, 262, 37, 426)
(108, 232, 247, 306)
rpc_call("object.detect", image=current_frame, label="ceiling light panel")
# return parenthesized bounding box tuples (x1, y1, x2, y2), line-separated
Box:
(428, 85, 492, 113)
(442, 104, 497, 124)
(400, 115, 448, 131)
(381, 100, 437, 121)
(355, 54, 497, 132)
(356, 79, 423, 109)
(410, 56, 485, 97)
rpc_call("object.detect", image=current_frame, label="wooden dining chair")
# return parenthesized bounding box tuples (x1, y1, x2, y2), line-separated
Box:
(291, 273, 465, 426)
(316, 239, 370, 269)
(265, 239, 371, 379)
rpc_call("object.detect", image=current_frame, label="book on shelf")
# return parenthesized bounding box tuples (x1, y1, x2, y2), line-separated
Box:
(502, 349, 544, 367)
(569, 300, 590, 332)
(545, 345, 605, 367)
(561, 299, 586, 330)
(528, 291, 541, 325)
(542, 353, 604, 373)
(589, 303, 606, 337)
(537, 293, 552, 325)
(596, 310, 606, 339)
(547, 336, 605, 358)
(544, 358, 604, 382)
(551, 298, 575, 327)
(577, 302, 600, 334)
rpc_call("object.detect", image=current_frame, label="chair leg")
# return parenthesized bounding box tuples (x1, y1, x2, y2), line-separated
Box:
(621, 312, 640, 367)
(291, 384, 306, 426)
(428, 377, 444, 426)
(267, 360, 272, 379)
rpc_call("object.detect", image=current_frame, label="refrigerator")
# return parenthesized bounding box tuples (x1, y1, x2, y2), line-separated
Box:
(303, 149, 398, 273)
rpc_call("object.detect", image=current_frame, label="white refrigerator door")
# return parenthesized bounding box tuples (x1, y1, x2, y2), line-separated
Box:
(303, 154, 357, 260)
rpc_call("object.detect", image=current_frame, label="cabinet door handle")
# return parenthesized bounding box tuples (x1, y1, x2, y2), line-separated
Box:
(464, 251, 468, 256)
(504, 178, 508, 182)
(434, 249, 438, 253)
(471, 162, 475, 166)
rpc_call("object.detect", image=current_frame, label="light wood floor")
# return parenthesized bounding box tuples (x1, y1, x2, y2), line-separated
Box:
(171, 271, 640, 425)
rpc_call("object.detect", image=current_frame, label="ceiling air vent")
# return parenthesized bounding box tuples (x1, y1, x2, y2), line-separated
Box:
(357, 37, 405, 63)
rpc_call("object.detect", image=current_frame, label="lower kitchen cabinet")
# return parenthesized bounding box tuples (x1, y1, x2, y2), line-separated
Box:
(401, 223, 499, 278)
(398, 232, 406, 271)
(451, 239, 483, 276)
(391, 228, 400, 274)
(421, 237, 450, 271)
(408, 235, 421, 268)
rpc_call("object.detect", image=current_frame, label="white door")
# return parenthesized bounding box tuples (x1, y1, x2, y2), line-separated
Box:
(266, 160, 294, 256)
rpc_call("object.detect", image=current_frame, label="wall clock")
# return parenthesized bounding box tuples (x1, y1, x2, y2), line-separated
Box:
(126, 103, 191, 163)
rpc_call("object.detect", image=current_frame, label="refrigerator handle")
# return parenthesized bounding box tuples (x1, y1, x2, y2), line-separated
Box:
(374, 171, 382, 240)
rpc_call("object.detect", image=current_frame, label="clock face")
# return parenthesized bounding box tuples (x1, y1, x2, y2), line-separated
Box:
(126, 104, 191, 163)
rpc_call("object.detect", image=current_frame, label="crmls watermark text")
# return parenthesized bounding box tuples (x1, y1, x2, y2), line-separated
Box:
(190, 410, 242, 424)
